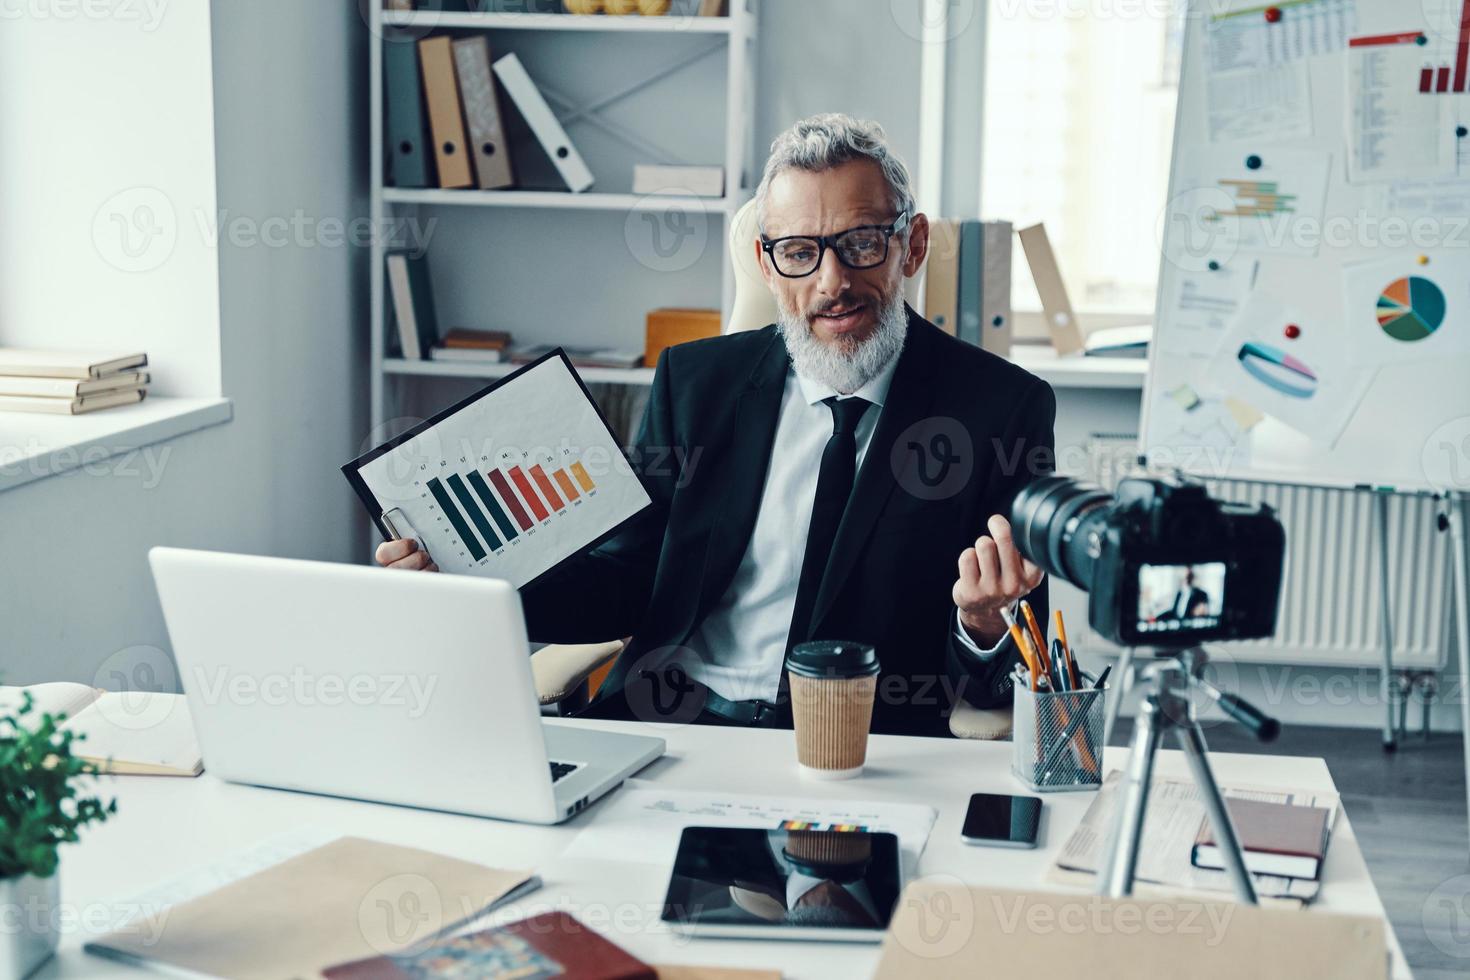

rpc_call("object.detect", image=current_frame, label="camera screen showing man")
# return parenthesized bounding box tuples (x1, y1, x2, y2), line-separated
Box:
(1137, 562, 1226, 634)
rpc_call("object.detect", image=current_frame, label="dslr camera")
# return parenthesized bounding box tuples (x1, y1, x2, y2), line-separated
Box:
(1010, 476, 1286, 647)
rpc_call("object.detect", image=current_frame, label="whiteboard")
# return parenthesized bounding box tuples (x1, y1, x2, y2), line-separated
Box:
(1142, 0, 1470, 495)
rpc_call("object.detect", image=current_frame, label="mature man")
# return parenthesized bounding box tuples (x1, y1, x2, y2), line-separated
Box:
(378, 114, 1055, 737)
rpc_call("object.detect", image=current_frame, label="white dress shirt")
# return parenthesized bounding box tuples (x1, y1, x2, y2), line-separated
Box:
(680, 356, 1003, 703)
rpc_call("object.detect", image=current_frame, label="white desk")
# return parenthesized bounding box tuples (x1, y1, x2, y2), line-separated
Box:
(51, 719, 1405, 979)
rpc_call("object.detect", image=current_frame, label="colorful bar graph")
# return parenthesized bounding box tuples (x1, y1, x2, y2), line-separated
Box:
(467, 470, 517, 541)
(487, 469, 533, 531)
(1457, 0, 1470, 92)
(508, 465, 550, 521)
(446, 473, 502, 551)
(427, 477, 486, 562)
(529, 464, 565, 511)
(570, 461, 597, 493)
(1422, 66, 1435, 92)
(551, 468, 580, 502)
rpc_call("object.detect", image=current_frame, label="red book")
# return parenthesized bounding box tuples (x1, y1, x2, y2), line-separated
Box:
(323, 911, 656, 980)
(1191, 798, 1331, 880)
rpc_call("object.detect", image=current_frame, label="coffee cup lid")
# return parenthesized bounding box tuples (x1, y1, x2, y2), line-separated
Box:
(787, 640, 880, 679)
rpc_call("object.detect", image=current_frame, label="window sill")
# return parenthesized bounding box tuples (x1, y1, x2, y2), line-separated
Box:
(0, 396, 232, 494)
(1009, 345, 1147, 390)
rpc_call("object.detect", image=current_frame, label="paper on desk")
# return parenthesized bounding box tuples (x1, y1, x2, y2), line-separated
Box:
(1051, 771, 1337, 904)
(559, 780, 938, 871)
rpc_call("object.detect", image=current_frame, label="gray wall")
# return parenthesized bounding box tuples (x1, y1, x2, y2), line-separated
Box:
(1, 0, 368, 688)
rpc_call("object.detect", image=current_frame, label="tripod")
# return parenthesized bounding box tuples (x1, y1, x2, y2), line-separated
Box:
(1098, 647, 1280, 905)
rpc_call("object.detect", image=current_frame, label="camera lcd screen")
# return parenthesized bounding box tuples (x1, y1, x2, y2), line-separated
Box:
(1136, 562, 1226, 635)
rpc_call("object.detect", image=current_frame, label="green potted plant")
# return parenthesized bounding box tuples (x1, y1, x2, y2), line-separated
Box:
(1, 693, 116, 979)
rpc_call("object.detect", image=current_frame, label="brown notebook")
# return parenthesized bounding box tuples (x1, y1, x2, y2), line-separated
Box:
(84, 837, 536, 979)
(418, 36, 474, 189)
(1192, 798, 1331, 880)
(324, 911, 655, 979)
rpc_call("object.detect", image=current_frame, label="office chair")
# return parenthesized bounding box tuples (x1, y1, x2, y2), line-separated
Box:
(530, 199, 1012, 739)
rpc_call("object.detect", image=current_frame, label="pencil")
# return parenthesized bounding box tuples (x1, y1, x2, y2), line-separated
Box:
(1055, 609, 1080, 690)
(1000, 606, 1042, 691)
(1020, 601, 1051, 678)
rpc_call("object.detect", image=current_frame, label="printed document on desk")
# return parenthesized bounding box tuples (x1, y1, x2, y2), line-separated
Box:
(559, 781, 938, 872)
(344, 350, 652, 588)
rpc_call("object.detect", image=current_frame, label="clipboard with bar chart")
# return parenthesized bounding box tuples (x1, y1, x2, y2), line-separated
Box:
(343, 350, 652, 588)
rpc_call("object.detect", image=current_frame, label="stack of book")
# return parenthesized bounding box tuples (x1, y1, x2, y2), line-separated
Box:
(429, 328, 514, 364)
(0, 349, 149, 415)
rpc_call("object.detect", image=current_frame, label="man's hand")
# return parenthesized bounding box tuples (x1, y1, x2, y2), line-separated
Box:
(375, 538, 439, 573)
(953, 515, 1045, 647)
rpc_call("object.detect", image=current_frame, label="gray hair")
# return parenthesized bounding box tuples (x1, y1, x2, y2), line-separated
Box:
(753, 113, 915, 232)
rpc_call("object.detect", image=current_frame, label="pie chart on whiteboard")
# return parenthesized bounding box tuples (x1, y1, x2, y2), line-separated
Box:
(1377, 276, 1446, 342)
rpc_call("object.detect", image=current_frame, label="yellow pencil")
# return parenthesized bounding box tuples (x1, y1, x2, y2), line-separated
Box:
(1055, 609, 1080, 690)
(1020, 600, 1052, 678)
(1001, 606, 1042, 690)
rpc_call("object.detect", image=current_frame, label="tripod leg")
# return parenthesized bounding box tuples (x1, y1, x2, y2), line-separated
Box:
(1100, 699, 1163, 898)
(1102, 645, 1135, 749)
(1176, 722, 1259, 905)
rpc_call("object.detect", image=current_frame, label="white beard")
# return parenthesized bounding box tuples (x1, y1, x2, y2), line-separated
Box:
(776, 289, 908, 394)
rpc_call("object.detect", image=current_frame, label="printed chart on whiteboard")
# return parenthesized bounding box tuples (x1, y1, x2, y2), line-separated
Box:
(343, 352, 652, 587)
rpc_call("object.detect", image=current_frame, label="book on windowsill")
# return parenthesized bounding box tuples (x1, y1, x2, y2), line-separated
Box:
(0, 386, 147, 415)
(0, 682, 202, 776)
(0, 370, 149, 399)
(1191, 797, 1332, 880)
(510, 344, 643, 370)
(0, 348, 147, 379)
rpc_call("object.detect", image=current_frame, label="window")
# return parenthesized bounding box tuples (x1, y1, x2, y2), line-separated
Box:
(980, 2, 1185, 316)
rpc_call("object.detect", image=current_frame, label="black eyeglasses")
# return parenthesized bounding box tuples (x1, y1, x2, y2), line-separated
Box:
(760, 211, 911, 279)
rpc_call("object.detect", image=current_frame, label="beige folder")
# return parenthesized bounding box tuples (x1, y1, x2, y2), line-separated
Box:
(86, 837, 535, 979)
(418, 36, 474, 189)
(923, 219, 962, 337)
(875, 882, 1387, 980)
(452, 36, 516, 190)
(1018, 222, 1086, 355)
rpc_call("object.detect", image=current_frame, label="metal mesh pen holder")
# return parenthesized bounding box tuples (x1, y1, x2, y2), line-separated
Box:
(1010, 675, 1106, 792)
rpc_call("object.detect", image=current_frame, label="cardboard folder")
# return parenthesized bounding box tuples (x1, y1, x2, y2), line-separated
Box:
(875, 882, 1388, 980)
(452, 36, 516, 190)
(418, 36, 474, 189)
(383, 38, 432, 188)
(493, 53, 594, 193)
(956, 219, 1013, 358)
(923, 219, 962, 337)
(1018, 221, 1085, 355)
(85, 837, 536, 980)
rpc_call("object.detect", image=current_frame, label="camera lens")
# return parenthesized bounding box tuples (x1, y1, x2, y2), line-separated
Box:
(1010, 476, 1113, 590)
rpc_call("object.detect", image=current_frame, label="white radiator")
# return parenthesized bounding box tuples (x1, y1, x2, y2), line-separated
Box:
(1068, 435, 1454, 670)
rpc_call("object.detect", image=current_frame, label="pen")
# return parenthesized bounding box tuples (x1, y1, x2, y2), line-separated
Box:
(1050, 639, 1069, 692)
(1020, 601, 1052, 679)
(1094, 665, 1112, 690)
(1001, 606, 1042, 691)
(1055, 609, 1080, 690)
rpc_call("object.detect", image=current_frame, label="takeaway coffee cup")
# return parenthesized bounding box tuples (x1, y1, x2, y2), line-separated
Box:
(787, 640, 880, 780)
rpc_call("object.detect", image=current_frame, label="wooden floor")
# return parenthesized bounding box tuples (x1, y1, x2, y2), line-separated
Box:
(1109, 719, 1470, 979)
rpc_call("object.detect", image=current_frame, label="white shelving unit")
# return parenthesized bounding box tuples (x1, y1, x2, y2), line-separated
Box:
(367, 2, 757, 432)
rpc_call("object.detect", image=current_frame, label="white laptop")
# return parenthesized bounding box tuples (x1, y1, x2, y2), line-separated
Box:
(148, 547, 664, 824)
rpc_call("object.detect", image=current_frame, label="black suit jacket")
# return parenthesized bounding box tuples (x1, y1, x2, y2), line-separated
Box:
(521, 307, 1056, 737)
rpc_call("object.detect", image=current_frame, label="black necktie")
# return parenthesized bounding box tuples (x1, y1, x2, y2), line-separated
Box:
(785, 396, 872, 651)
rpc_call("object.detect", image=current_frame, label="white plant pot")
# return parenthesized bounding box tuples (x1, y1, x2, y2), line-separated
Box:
(0, 872, 59, 980)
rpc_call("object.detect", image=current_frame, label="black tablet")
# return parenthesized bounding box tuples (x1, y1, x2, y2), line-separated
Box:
(660, 826, 902, 943)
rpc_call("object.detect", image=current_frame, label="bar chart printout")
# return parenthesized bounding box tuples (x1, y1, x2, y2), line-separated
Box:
(346, 353, 652, 587)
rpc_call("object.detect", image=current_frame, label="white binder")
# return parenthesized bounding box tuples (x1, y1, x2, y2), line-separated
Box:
(491, 53, 594, 194)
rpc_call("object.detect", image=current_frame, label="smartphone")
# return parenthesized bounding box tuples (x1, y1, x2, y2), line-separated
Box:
(961, 792, 1042, 848)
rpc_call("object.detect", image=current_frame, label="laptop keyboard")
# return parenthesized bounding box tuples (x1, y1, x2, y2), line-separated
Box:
(549, 761, 579, 783)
